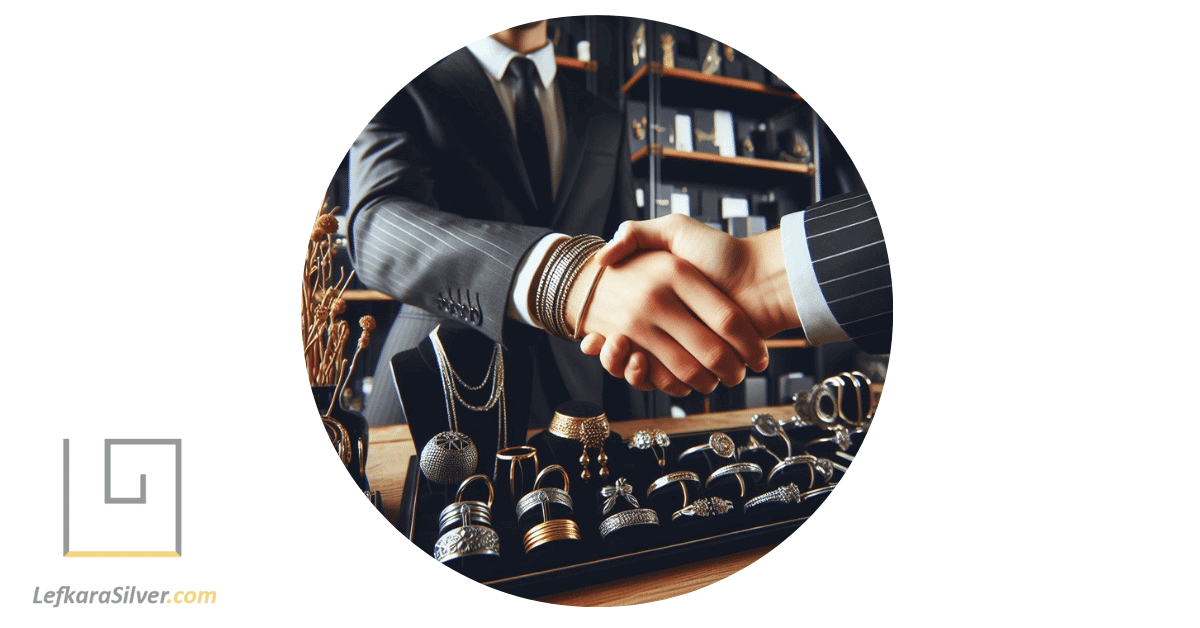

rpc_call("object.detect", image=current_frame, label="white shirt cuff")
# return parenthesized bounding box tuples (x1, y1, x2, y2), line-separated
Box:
(508, 233, 568, 328)
(780, 212, 851, 345)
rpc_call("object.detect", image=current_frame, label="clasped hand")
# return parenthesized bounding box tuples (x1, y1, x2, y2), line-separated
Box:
(564, 214, 799, 396)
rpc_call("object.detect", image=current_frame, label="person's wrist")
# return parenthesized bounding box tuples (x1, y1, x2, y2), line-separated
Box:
(737, 229, 799, 337)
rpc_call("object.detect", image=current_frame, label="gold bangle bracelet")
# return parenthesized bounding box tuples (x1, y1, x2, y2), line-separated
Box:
(523, 518, 582, 553)
(571, 263, 605, 342)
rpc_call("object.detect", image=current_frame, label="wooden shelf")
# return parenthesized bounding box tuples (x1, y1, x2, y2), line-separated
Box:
(640, 144, 814, 175)
(622, 62, 803, 118)
(556, 56, 597, 72)
(632, 144, 812, 188)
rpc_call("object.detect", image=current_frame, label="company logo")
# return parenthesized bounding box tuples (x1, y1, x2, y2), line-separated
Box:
(62, 439, 182, 557)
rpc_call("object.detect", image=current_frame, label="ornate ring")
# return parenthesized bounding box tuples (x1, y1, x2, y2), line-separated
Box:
(626, 429, 671, 467)
(646, 471, 701, 509)
(599, 508, 660, 539)
(705, 462, 764, 497)
(744, 483, 805, 512)
(433, 524, 501, 563)
(600, 477, 641, 515)
(419, 431, 478, 485)
(678, 432, 736, 462)
(803, 425, 856, 455)
(767, 455, 836, 488)
(672, 496, 734, 521)
(523, 518, 582, 553)
(752, 413, 793, 458)
(492, 445, 539, 504)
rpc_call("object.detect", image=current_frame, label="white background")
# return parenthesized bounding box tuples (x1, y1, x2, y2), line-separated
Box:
(2, 0, 1197, 625)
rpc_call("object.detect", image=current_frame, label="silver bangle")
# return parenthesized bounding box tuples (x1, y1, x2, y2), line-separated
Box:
(744, 483, 805, 512)
(599, 508, 660, 539)
(678, 432, 736, 462)
(515, 464, 574, 522)
(704, 462, 764, 497)
(433, 524, 501, 563)
(438, 501, 493, 535)
(672, 496, 734, 521)
(516, 488, 573, 523)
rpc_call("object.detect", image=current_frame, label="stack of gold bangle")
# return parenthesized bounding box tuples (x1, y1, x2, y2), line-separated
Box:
(548, 403, 610, 480)
(523, 518, 582, 553)
(533, 235, 606, 341)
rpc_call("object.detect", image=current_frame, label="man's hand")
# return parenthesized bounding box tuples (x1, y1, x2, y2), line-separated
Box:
(563, 248, 768, 397)
(580, 215, 801, 390)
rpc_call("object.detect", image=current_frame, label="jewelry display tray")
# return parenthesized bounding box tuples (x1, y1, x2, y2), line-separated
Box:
(396, 425, 850, 598)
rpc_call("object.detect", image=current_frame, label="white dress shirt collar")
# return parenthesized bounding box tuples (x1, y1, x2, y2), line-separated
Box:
(466, 35, 557, 88)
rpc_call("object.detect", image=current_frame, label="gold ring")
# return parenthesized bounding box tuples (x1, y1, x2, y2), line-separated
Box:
(493, 445, 539, 504)
(455, 474, 494, 510)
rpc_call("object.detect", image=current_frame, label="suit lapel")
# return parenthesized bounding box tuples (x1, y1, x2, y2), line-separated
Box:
(436, 49, 542, 225)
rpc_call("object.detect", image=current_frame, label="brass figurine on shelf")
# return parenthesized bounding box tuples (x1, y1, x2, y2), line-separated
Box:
(660, 32, 675, 68)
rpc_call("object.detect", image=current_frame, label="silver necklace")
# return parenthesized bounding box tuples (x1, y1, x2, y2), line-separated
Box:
(430, 327, 508, 451)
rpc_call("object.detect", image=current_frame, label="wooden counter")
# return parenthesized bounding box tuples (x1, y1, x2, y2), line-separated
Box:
(365, 405, 793, 606)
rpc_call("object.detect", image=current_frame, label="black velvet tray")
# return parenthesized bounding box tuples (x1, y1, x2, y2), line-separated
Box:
(396, 423, 858, 599)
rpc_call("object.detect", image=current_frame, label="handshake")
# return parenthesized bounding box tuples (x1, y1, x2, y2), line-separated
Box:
(552, 214, 804, 398)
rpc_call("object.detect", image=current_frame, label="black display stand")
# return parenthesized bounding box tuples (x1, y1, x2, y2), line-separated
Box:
(397, 423, 849, 599)
(391, 326, 534, 470)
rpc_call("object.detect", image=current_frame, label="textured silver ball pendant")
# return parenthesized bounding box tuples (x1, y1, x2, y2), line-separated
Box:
(420, 431, 479, 485)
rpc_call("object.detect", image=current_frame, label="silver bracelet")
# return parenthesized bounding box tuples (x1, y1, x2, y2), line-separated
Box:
(599, 508, 660, 539)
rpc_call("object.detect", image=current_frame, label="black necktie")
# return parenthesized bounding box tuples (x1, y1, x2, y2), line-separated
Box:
(506, 57, 554, 219)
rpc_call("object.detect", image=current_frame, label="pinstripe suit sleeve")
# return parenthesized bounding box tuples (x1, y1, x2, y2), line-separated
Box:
(345, 108, 550, 346)
(781, 192, 892, 354)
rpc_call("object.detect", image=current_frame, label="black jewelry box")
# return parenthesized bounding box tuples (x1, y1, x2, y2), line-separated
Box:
(396, 424, 853, 599)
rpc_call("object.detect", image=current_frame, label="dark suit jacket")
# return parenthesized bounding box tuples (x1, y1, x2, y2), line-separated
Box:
(346, 47, 643, 427)
(799, 191, 892, 355)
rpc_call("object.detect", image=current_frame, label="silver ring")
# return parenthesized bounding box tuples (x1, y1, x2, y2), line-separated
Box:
(803, 425, 855, 454)
(515, 487, 574, 522)
(678, 432, 736, 462)
(419, 431, 478, 485)
(645, 471, 701, 509)
(433, 524, 501, 563)
(438, 501, 492, 535)
(767, 454, 836, 488)
(704, 462, 764, 497)
(744, 483, 805, 512)
(626, 429, 671, 467)
(752, 413, 793, 458)
(671, 496, 734, 521)
(736, 434, 778, 463)
(600, 477, 641, 515)
(599, 508, 660, 538)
